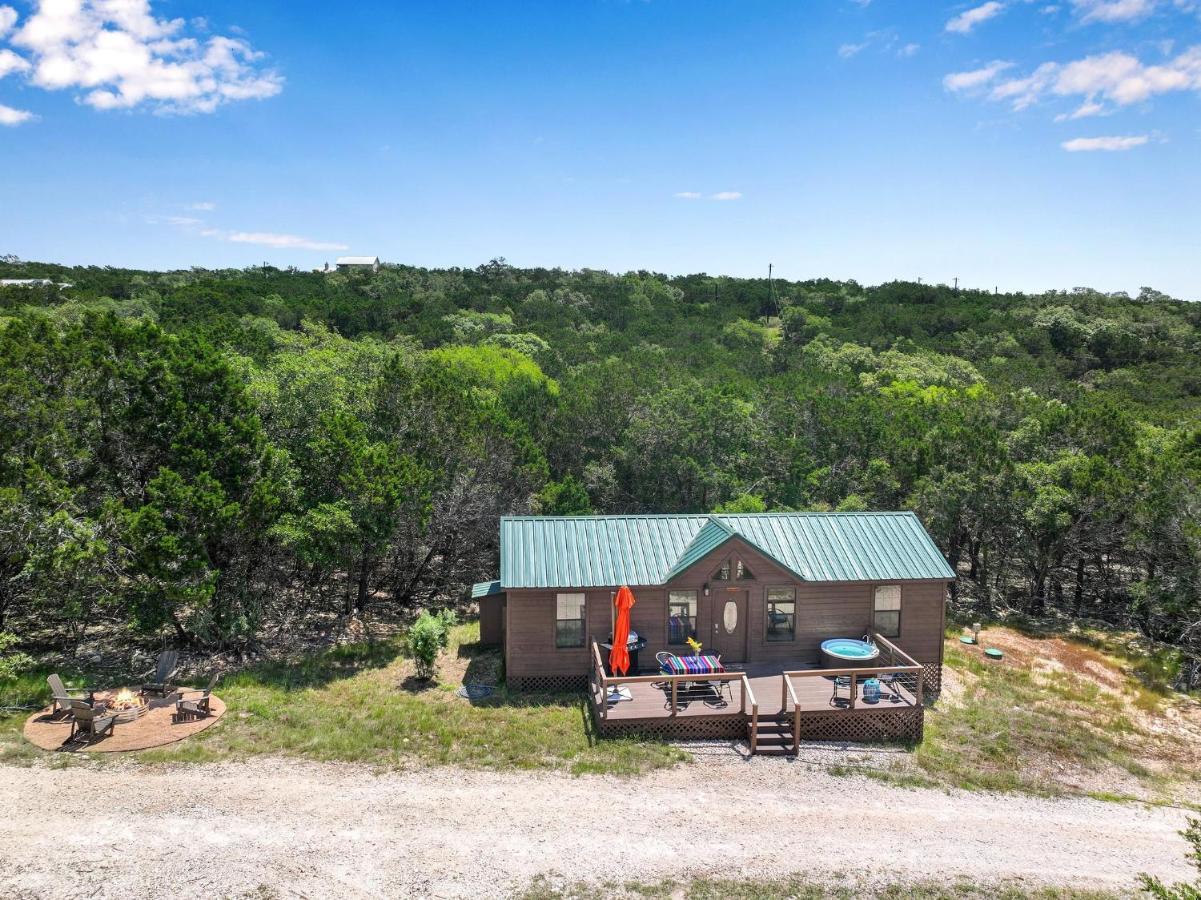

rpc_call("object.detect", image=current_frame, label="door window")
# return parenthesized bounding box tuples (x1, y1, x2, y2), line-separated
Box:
(722, 599, 739, 634)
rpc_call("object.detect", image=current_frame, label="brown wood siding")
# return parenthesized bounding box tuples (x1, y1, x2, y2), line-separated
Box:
(502, 535, 949, 681)
(479, 594, 505, 646)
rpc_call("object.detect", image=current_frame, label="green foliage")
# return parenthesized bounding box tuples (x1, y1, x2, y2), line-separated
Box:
(537, 475, 593, 516)
(0, 259, 1198, 671)
(1140, 818, 1201, 899)
(0, 632, 32, 680)
(713, 493, 768, 514)
(406, 609, 458, 679)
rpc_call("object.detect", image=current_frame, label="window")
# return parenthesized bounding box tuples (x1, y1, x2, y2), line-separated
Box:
(735, 560, 755, 580)
(766, 587, 796, 642)
(873, 585, 901, 638)
(712, 561, 731, 581)
(555, 593, 586, 648)
(667, 590, 697, 645)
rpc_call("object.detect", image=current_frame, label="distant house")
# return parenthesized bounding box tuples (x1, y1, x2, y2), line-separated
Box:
(0, 278, 72, 288)
(334, 256, 380, 273)
(474, 511, 955, 752)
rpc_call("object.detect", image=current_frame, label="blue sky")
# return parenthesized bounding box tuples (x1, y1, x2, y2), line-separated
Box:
(1, 0, 1198, 299)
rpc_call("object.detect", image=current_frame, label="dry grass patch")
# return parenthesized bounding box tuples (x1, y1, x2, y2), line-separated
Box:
(918, 626, 1201, 801)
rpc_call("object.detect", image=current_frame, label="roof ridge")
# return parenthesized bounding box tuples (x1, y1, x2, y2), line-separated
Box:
(500, 511, 918, 521)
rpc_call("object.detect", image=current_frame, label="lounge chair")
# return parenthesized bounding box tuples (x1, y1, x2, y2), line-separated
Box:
(67, 699, 116, 743)
(46, 674, 90, 716)
(140, 650, 179, 696)
(173, 672, 219, 722)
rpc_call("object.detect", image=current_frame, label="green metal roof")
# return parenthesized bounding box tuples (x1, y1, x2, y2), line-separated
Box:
(499, 512, 955, 589)
(471, 580, 503, 598)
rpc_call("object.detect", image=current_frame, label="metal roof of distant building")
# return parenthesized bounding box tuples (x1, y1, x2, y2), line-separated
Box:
(335, 256, 379, 265)
(499, 512, 955, 589)
(471, 580, 503, 598)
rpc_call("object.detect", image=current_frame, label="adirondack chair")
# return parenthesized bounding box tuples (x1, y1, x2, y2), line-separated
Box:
(174, 672, 219, 722)
(46, 674, 90, 715)
(67, 699, 116, 743)
(140, 650, 179, 696)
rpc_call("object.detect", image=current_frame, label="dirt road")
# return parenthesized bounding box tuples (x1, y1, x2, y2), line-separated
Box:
(0, 754, 1192, 898)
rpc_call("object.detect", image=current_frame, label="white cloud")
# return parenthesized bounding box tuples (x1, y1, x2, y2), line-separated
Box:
(946, 2, 1006, 33)
(152, 212, 347, 252)
(898, 43, 921, 58)
(4, 0, 282, 115)
(0, 5, 16, 38)
(0, 46, 28, 77)
(0, 102, 33, 124)
(673, 191, 702, 199)
(710, 191, 742, 201)
(986, 46, 1201, 111)
(1061, 134, 1149, 150)
(225, 231, 349, 251)
(189, 201, 216, 211)
(1054, 99, 1108, 119)
(1070, 0, 1156, 21)
(943, 60, 1013, 91)
(839, 42, 868, 58)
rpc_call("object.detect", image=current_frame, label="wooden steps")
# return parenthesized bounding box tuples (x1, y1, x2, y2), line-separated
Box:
(750, 716, 796, 756)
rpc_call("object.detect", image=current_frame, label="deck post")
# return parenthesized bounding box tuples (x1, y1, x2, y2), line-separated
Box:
(849, 672, 856, 710)
(916, 669, 924, 707)
(670, 677, 678, 716)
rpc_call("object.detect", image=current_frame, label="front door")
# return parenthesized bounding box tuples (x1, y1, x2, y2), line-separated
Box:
(712, 590, 747, 663)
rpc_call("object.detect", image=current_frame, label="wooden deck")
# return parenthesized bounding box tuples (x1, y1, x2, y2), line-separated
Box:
(595, 663, 918, 721)
(588, 638, 927, 750)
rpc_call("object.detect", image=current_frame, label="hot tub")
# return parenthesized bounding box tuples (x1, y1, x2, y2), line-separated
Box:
(820, 638, 880, 669)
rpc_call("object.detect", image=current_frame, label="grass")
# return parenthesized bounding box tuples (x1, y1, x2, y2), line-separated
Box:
(518, 874, 1121, 900)
(0, 622, 686, 776)
(915, 628, 1195, 797)
(3, 618, 1196, 799)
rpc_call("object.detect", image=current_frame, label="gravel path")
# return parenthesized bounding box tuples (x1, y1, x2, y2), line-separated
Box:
(0, 755, 1193, 898)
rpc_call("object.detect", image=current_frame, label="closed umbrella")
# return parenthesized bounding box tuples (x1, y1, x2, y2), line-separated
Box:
(608, 585, 636, 677)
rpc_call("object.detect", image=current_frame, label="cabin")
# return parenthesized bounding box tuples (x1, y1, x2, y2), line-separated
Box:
(474, 512, 955, 753)
(335, 256, 381, 273)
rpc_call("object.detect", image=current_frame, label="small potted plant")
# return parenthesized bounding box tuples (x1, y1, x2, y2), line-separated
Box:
(686, 636, 703, 658)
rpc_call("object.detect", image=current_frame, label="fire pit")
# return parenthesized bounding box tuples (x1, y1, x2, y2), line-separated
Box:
(100, 688, 149, 724)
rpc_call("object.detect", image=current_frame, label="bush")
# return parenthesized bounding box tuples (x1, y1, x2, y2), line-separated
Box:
(0, 632, 33, 681)
(1141, 817, 1201, 899)
(406, 610, 457, 680)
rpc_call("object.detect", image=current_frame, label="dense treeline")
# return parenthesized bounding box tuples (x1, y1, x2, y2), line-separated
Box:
(1, 257, 1198, 687)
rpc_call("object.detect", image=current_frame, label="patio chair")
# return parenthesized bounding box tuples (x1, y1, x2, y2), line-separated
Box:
(46, 674, 90, 716)
(173, 672, 219, 722)
(655, 651, 675, 674)
(67, 699, 116, 743)
(877, 672, 903, 703)
(140, 649, 179, 696)
(830, 675, 852, 708)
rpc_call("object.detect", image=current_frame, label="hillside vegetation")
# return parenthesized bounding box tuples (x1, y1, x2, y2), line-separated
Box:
(0, 258, 1198, 687)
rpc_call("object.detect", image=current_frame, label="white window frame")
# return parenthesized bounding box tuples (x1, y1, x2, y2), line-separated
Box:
(667, 590, 698, 646)
(873, 584, 902, 639)
(555, 592, 587, 648)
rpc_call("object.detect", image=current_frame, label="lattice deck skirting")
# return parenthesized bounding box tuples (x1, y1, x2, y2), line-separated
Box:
(595, 714, 748, 741)
(507, 674, 588, 693)
(795, 707, 923, 744)
(594, 706, 924, 744)
(922, 662, 943, 698)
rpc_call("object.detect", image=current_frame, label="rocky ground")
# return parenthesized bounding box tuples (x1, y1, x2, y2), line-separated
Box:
(0, 754, 1194, 899)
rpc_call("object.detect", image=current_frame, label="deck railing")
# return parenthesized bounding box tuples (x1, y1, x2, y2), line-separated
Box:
(778, 633, 923, 749)
(590, 642, 756, 739)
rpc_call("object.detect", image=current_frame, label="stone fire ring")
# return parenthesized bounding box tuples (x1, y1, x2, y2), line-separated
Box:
(22, 688, 226, 753)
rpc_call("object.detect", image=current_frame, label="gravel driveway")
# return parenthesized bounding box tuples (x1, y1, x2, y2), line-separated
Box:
(0, 754, 1193, 898)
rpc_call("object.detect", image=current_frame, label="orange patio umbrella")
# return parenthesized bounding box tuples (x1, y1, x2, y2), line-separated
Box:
(608, 585, 636, 677)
